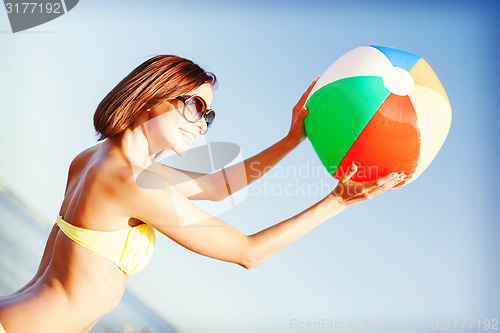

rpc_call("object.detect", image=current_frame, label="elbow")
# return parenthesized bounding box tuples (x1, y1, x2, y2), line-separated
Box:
(239, 260, 258, 270)
(238, 238, 262, 270)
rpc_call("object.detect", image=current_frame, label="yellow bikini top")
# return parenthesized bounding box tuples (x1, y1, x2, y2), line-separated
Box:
(56, 215, 156, 275)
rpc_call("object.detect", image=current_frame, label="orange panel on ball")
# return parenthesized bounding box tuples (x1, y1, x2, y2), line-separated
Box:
(333, 94, 421, 183)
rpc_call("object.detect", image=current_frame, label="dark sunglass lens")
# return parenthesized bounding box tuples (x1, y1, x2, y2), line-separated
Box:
(194, 98, 205, 117)
(185, 96, 206, 122)
(205, 111, 215, 127)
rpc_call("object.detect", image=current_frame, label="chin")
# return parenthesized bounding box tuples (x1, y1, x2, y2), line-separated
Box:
(173, 147, 189, 156)
(171, 139, 194, 156)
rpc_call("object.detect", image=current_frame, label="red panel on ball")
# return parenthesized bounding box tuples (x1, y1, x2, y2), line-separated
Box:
(333, 93, 421, 183)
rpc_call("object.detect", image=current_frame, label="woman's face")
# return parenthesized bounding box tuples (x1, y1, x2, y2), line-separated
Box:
(143, 83, 213, 155)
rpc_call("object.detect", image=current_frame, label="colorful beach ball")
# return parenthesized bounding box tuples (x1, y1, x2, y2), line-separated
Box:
(304, 46, 451, 185)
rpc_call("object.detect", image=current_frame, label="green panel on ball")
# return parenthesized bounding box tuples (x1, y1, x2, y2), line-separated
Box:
(305, 76, 391, 176)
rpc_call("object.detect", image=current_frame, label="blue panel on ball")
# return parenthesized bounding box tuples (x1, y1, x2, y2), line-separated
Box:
(370, 46, 421, 72)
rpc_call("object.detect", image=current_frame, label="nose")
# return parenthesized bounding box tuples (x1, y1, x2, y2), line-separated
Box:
(194, 118, 207, 134)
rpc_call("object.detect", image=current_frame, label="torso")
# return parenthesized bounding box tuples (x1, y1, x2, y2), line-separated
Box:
(0, 140, 143, 333)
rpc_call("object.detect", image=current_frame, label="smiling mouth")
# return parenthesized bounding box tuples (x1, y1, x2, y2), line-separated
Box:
(179, 128, 195, 142)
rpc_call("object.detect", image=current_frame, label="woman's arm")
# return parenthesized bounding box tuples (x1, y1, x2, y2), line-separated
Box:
(127, 163, 405, 269)
(153, 79, 318, 201)
(155, 135, 301, 201)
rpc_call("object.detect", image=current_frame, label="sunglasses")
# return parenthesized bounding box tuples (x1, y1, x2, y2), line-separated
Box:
(175, 95, 215, 135)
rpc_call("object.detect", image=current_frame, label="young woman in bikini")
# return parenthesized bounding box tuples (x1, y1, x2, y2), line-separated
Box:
(0, 55, 406, 333)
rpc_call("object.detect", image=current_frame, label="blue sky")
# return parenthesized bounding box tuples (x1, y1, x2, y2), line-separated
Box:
(1, 1, 499, 332)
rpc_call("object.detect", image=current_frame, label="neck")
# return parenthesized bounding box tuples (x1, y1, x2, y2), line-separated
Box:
(112, 125, 162, 169)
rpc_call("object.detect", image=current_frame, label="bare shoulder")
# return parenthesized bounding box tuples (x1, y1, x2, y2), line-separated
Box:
(64, 143, 136, 208)
(68, 143, 132, 183)
(68, 144, 100, 175)
(87, 152, 138, 197)
(63, 145, 99, 196)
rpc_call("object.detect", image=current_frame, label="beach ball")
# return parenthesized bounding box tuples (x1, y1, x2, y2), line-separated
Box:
(305, 46, 451, 185)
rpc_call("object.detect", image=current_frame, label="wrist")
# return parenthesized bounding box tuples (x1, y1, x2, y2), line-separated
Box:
(282, 133, 302, 150)
(321, 194, 348, 219)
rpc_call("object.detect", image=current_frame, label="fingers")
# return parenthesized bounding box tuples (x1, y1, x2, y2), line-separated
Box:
(303, 77, 320, 99)
(369, 173, 405, 195)
(297, 77, 320, 107)
(300, 106, 308, 118)
(306, 77, 319, 93)
(339, 163, 358, 183)
(342, 172, 406, 204)
(298, 87, 312, 106)
(374, 172, 406, 190)
(291, 106, 308, 127)
(358, 172, 404, 187)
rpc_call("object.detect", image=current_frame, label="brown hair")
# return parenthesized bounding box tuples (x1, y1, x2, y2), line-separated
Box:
(93, 55, 217, 141)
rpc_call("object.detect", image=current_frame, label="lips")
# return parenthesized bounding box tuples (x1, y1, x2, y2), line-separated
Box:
(179, 128, 195, 143)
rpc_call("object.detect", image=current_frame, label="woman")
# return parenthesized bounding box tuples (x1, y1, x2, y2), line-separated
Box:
(0, 55, 405, 332)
